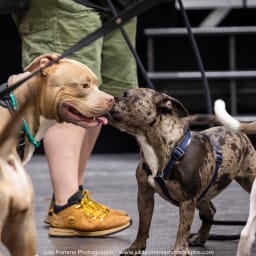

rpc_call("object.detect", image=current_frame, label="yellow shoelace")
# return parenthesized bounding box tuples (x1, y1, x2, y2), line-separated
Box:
(78, 193, 110, 221)
(83, 189, 111, 211)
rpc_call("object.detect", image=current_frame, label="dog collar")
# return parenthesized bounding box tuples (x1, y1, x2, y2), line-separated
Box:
(9, 92, 41, 149)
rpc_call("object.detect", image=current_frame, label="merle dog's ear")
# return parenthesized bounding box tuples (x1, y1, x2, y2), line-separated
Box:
(155, 93, 189, 117)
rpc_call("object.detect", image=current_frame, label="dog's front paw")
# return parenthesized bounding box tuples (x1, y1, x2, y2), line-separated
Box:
(120, 244, 146, 256)
(172, 250, 190, 256)
(120, 248, 141, 256)
(172, 245, 190, 256)
(188, 233, 206, 247)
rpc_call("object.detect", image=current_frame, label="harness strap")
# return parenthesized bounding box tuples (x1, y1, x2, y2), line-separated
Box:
(156, 131, 192, 204)
(198, 139, 222, 201)
(142, 162, 179, 205)
(143, 131, 223, 206)
(154, 176, 179, 206)
(162, 131, 192, 179)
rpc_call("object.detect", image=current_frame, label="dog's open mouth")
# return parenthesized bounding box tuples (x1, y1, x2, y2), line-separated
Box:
(59, 102, 108, 128)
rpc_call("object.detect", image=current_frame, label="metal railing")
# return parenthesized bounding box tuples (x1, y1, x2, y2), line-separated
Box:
(145, 26, 256, 115)
(177, 0, 256, 9)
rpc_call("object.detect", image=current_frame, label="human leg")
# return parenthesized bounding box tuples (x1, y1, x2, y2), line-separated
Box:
(18, 0, 132, 236)
(100, 17, 138, 96)
(78, 126, 101, 184)
(44, 123, 86, 206)
(77, 125, 129, 216)
(46, 123, 130, 237)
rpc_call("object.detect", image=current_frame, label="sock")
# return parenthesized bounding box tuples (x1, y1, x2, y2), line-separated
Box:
(54, 190, 83, 213)
(52, 186, 82, 202)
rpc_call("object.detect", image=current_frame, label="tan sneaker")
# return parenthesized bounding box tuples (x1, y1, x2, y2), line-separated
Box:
(48, 197, 131, 237)
(44, 198, 54, 224)
(44, 189, 128, 224)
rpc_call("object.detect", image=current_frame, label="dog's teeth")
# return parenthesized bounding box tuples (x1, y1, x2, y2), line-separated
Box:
(93, 117, 96, 121)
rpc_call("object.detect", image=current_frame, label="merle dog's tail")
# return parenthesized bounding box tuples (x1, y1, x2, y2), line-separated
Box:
(214, 99, 256, 134)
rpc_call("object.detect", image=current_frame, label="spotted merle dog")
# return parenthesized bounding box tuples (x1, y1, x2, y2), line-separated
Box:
(107, 88, 256, 256)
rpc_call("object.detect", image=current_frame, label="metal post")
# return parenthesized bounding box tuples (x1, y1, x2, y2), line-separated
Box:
(147, 37, 155, 72)
(229, 35, 237, 115)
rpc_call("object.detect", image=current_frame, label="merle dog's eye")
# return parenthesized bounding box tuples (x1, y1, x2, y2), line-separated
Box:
(123, 91, 128, 97)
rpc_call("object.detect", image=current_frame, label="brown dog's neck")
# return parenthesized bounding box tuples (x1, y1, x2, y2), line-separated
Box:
(12, 76, 42, 130)
(7, 75, 56, 163)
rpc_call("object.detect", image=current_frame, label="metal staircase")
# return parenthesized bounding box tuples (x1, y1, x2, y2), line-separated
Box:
(144, 1, 256, 118)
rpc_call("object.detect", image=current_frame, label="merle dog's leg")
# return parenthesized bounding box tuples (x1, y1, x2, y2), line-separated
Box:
(173, 200, 196, 256)
(121, 163, 155, 256)
(189, 200, 216, 246)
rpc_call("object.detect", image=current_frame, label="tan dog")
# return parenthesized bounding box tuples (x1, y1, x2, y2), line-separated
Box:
(0, 53, 113, 254)
(0, 101, 36, 256)
(1, 53, 113, 164)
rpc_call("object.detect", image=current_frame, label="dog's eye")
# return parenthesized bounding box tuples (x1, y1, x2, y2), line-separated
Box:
(123, 91, 128, 97)
(81, 83, 89, 89)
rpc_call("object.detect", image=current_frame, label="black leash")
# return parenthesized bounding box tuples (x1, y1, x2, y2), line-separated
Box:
(200, 215, 246, 226)
(0, 0, 165, 100)
(199, 215, 245, 240)
(176, 0, 212, 114)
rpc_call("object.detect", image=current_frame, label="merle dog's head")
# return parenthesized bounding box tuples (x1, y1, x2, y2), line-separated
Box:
(107, 88, 188, 135)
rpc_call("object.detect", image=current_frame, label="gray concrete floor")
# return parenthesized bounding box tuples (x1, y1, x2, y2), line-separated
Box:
(1, 154, 256, 255)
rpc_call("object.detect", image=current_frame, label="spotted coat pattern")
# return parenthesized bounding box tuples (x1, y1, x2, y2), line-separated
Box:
(108, 88, 256, 256)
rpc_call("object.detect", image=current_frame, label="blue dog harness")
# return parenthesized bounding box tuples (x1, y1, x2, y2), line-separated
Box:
(143, 130, 223, 206)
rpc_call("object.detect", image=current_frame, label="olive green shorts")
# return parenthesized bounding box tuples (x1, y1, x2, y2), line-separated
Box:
(17, 0, 138, 97)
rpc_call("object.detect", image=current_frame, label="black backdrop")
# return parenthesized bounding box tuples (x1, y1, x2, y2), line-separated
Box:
(2, 3, 256, 153)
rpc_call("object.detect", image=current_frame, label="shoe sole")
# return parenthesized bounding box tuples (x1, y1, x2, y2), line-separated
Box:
(48, 220, 132, 237)
(44, 211, 129, 225)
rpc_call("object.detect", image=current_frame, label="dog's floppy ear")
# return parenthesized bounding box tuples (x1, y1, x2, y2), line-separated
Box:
(155, 93, 189, 117)
(24, 53, 60, 75)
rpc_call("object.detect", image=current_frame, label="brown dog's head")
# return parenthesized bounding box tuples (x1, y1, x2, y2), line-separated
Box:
(107, 88, 189, 135)
(24, 53, 114, 128)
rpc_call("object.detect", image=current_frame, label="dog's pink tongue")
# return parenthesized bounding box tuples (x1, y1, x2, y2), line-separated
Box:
(97, 116, 108, 125)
